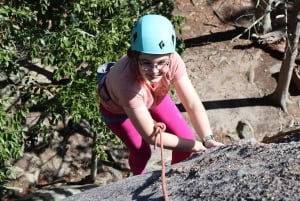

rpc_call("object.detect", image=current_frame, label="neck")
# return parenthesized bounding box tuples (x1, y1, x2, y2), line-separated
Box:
(145, 80, 160, 89)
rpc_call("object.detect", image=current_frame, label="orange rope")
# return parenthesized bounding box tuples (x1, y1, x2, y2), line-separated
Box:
(153, 122, 170, 201)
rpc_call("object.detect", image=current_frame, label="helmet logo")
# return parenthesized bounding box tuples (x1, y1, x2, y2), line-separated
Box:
(159, 40, 165, 49)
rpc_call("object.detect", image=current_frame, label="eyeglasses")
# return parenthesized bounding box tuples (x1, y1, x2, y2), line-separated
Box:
(138, 59, 170, 71)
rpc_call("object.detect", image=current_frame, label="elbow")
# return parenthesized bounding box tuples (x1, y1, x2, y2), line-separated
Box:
(143, 135, 156, 145)
(184, 103, 198, 113)
(185, 101, 204, 113)
(139, 122, 167, 145)
(141, 130, 162, 145)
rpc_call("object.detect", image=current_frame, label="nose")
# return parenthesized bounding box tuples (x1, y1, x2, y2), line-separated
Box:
(148, 66, 160, 73)
(147, 63, 160, 69)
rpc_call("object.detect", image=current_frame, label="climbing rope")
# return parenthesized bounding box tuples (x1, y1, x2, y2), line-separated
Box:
(153, 122, 170, 201)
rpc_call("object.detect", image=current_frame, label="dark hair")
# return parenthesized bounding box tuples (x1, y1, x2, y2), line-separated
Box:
(127, 48, 139, 59)
(127, 48, 143, 81)
(127, 48, 140, 68)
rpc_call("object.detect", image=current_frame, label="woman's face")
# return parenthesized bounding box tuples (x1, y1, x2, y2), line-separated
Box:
(138, 53, 170, 83)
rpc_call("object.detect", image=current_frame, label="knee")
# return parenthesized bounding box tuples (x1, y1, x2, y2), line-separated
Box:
(131, 144, 151, 160)
(128, 145, 151, 175)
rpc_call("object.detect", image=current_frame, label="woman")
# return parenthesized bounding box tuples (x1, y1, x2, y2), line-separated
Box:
(97, 14, 224, 175)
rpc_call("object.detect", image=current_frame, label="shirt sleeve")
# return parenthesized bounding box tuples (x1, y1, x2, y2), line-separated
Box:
(168, 52, 187, 82)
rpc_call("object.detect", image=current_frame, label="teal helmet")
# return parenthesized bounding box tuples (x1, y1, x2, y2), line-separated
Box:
(131, 14, 176, 54)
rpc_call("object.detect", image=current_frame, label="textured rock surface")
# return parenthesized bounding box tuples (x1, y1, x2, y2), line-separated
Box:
(63, 136, 300, 201)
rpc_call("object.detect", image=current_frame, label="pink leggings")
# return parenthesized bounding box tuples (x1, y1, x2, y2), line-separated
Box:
(100, 95, 195, 175)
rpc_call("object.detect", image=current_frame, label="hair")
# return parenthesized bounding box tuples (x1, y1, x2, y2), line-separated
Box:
(127, 48, 144, 82)
(127, 48, 139, 60)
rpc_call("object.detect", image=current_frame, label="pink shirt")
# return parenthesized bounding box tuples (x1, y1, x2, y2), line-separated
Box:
(99, 52, 186, 114)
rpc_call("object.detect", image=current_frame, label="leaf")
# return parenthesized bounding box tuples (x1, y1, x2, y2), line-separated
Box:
(62, 36, 72, 48)
(40, 38, 46, 46)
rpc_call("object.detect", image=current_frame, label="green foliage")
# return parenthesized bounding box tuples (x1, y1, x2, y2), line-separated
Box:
(172, 15, 186, 56)
(0, 99, 28, 181)
(0, 5, 37, 72)
(0, 0, 182, 182)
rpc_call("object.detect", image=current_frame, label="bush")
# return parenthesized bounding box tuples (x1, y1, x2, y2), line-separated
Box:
(0, 0, 183, 182)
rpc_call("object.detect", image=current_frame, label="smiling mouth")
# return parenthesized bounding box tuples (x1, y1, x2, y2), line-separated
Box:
(147, 74, 161, 79)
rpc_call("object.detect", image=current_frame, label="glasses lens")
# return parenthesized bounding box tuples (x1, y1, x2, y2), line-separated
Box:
(139, 60, 169, 70)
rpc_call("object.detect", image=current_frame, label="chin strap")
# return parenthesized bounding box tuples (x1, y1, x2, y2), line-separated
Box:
(153, 122, 170, 201)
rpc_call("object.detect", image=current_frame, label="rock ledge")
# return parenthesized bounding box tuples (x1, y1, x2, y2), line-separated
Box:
(63, 138, 300, 201)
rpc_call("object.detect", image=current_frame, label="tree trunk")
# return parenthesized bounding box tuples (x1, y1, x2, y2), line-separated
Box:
(262, 0, 274, 33)
(269, 0, 300, 111)
(254, 0, 275, 34)
(90, 132, 98, 182)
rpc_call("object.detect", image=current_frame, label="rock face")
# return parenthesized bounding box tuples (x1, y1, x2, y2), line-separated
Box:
(63, 136, 300, 201)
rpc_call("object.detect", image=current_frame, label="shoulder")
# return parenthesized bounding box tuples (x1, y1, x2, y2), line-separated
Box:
(107, 55, 144, 97)
(168, 51, 186, 81)
(171, 52, 184, 63)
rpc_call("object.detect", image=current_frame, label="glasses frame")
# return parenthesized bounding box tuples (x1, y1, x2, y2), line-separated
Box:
(138, 58, 170, 71)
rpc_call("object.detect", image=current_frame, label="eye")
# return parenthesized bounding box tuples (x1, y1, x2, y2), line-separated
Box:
(140, 60, 151, 65)
(158, 61, 167, 65)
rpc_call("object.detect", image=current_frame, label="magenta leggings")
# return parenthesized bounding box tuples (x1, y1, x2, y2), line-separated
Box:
(100, 95, 195, 175)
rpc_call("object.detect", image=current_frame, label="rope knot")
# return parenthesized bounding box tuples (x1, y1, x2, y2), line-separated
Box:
(153, 122, 166, 149)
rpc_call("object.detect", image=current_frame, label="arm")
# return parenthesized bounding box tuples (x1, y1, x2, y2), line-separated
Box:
(173, 73, 224, 148)
(123, 105, 206, 152)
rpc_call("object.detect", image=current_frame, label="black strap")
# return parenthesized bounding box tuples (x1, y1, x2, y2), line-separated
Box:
(97, 62, 115, 102)
(101, 77, 112, 102)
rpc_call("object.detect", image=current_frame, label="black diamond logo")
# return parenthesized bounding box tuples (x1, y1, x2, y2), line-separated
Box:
(159, 41, 165, 49)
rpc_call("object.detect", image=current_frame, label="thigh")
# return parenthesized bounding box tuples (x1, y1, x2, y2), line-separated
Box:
(149, 95, 195, 140)
(105, 119, 149, 152)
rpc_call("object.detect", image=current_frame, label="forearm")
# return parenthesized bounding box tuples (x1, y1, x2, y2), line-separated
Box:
(186, 103, 213, 140)
(186, 104, 225, 148)
(149, 131, 205, 152)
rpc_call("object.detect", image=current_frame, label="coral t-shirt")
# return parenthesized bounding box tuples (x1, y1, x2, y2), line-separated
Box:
(99, 52, 186, 114)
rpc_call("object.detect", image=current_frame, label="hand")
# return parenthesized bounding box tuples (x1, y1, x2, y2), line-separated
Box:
(194, 141, 207, 152)
(204, 140, 224, 148)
